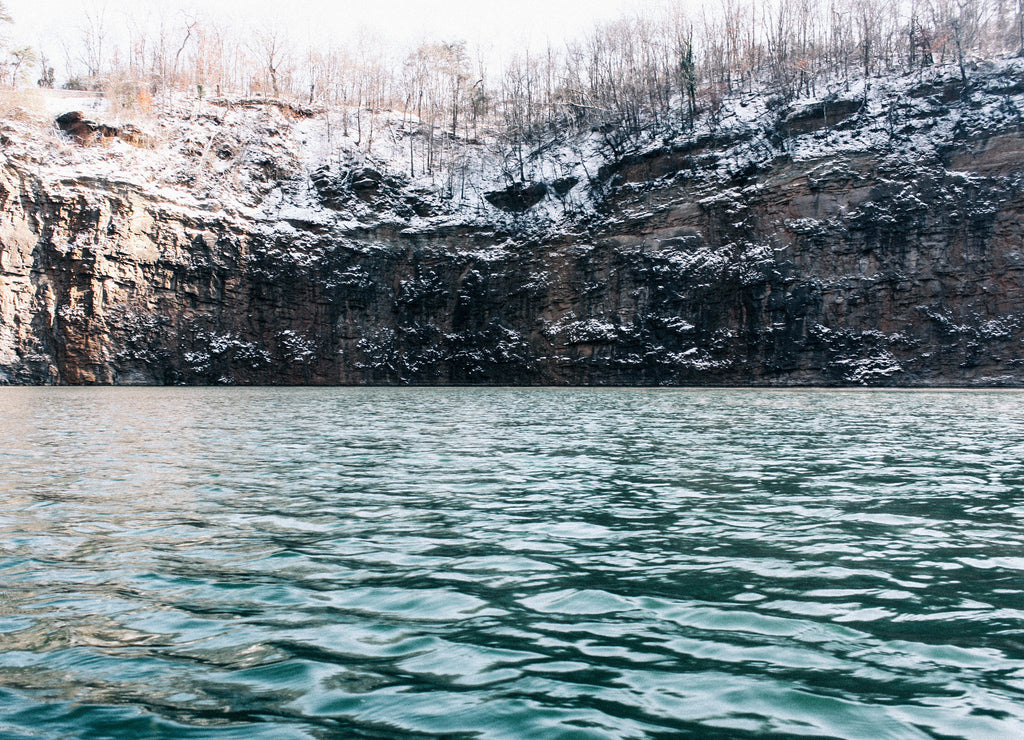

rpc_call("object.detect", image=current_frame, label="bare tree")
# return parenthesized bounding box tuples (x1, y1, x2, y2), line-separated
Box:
(928, 0, 985, 84)
(0, 2, 11, 86)
(79, 5, 107, 79)
(441, 41, 470, 137)
(37, 52, 55, 87)
(8, 45, 35, 87)
(674, 21, 698, 126)
(22, 0, 1021, 174)
(252, 25, 290, 97)
(1017, 0, 1024, 52)
(172, 15, 199, 84)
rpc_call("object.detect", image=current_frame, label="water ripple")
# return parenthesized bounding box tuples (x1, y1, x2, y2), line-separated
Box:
(1, 387, 1023, 738)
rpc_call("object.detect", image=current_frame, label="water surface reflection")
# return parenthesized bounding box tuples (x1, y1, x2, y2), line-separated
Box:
(1, 388, 1023, 738)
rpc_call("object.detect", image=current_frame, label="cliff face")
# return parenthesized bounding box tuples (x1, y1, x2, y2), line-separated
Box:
(2, 62, 1024, 386)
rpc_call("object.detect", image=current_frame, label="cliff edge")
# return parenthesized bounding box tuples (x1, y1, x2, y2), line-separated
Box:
(2, 61, 1024, 385)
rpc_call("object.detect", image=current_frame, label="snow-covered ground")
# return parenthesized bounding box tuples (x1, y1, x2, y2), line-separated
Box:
(3, 57, 1023, 247)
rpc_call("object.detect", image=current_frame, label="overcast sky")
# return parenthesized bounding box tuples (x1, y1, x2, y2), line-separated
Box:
(5, 0, 686, 74)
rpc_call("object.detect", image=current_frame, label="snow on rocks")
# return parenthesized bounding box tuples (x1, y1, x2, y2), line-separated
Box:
(7, 56, 1022, 254)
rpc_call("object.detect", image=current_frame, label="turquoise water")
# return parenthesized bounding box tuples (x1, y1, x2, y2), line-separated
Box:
(1, 388, 1023, 739)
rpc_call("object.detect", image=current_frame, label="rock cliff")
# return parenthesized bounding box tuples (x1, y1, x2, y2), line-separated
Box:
(2, 61, 1024, 385)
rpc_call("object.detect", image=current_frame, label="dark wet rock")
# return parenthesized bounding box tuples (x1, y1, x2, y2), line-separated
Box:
(484, 182, 548, 211)
(55, 111, 102, 144)
(208, 97, 319, 118)
(780, 97, 864, 136)
(55, 111, 153, 147)
(907, 79, 966, 103)
(310, 164, 408, 209)
(551, 177, 579, 195)
(310, 165, 350, 209)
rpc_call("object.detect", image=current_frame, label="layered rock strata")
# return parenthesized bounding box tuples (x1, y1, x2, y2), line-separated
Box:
(2, 63, 1024, 385)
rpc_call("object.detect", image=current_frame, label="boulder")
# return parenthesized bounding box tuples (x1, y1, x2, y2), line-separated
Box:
(55, 111, 101, 144)
(54, 112, 153, 147)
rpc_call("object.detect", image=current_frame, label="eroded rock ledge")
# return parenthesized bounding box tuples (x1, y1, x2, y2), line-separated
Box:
(2, 62, 1024, 386)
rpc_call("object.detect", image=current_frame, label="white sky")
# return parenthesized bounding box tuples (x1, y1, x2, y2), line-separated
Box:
(5, 0, 689, 75)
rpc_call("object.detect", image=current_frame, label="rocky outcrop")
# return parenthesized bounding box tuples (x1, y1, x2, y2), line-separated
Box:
(2, 62, 1024, 385)
(485, 182, 548, 212)
(55, 111, 154, 148)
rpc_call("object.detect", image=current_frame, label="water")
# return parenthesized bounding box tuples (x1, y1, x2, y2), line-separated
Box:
(1, 388, 1023, 739)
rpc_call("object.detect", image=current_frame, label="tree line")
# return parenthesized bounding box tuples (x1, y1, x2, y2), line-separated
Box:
(4, 0, 1023, 188)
